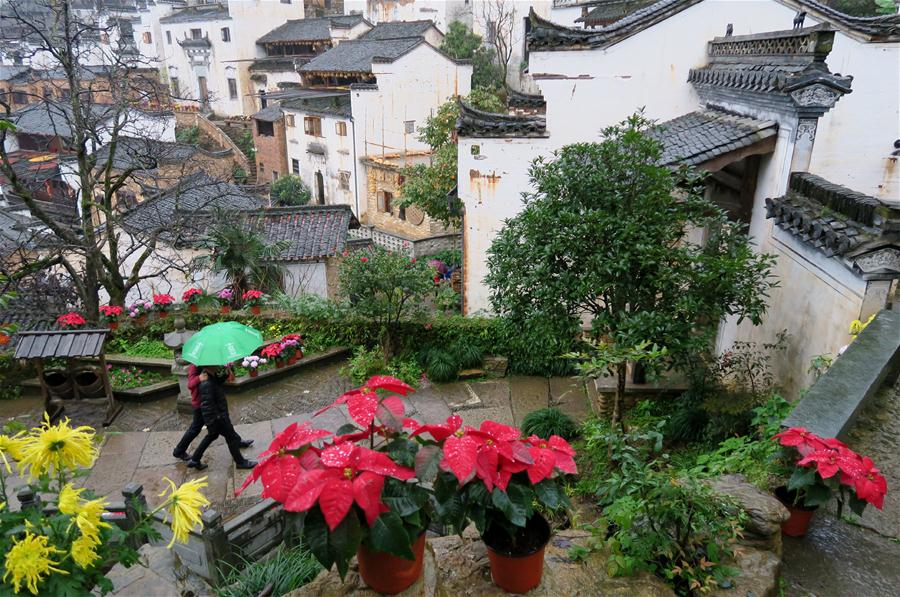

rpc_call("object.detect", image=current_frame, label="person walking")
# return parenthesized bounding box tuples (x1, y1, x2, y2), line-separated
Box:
(187, 366, 257, 471)
(173, 365, 253, 461)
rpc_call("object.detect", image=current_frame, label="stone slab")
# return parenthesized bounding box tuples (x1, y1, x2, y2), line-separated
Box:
(131, 464, 187, 508)
(100, 431, 149, 456)
(508, 376, 550, 427)
(83, 447, 144, 497)
(457, 405, 515, 428)
(550, 377, 592, 422)
(138, 431, 189, 469)
(467, 380, 510, 408)
(407, 387, 453, 424)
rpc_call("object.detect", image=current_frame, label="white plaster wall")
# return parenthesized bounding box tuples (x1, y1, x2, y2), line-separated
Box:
(284, 261, 328, 297)
(349, 0, 471, 33)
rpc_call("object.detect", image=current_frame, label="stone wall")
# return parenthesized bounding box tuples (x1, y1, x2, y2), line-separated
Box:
(175, 110, 251, 174)
(363, 158, 452, 240)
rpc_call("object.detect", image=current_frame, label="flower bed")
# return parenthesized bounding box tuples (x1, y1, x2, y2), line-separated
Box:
(108, 365, 173, 390)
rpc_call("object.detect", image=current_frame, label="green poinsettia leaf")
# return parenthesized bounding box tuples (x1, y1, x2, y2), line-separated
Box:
(848, 494, 868, 517)
(414, 444, 442, 483)
(534, 479, 568, 510)
(787, 467, 817, 492)
(368, 511, 415, 560)
(802, 483, 832, 508)
(303, 510, 334, 573)
(491, 487, 528, 528)
(330, 511, 363, 580)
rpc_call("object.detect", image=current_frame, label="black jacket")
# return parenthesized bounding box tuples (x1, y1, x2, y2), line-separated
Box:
(198, 377, 229, 426)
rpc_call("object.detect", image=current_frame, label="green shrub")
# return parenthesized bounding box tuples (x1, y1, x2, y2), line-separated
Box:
(424, 347, 458, 382)
(236, 131, 255, 159)
(0, 353, 31, 400)
(271, 174, 311, 206)
(216, 544, 321, 597)
(522, 408, 579, 441)
(232, 165, 248, 184)
(175, 125, 200, 145)
(106, 337, 171, 358)
(386, 355, 424, 388)
(451, 339, 483, 370)
(343, 346, 387, 385)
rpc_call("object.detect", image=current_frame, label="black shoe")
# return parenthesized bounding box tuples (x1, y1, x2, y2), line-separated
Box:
(173, 451, 190, 461)
(236, 459, 257, 470)
(239, 439, 254, 449)
(186, 459, 208, 470)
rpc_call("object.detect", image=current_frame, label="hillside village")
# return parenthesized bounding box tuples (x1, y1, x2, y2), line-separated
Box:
(0, 0, 899, 596)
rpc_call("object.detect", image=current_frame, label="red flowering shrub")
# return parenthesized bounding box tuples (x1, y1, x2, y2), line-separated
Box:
(57, 312, 86, 329)
(98, 305, 123, 321)
(260, 343, 284, 361)
(242, 289, 267, 307)
(237, 376, 578, 579)
(152, 293, 175, 311)
(182, 288, 205, 304)
(775, 427, 887, 514)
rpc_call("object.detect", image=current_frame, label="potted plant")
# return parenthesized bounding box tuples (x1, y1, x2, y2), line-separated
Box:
(241, 355, 267, 378)
(280, 334, 303, 364)
(152, 293, 174, 318)
(182, 288, 205, 313)
(773, 427, 887, 537)
(0, 323, 12, 345)
(127, 299, 152, 324)
(57, 312, 87, 330)
(415, 418, 576, 593)
(261, 342, 285, 368)
(242, 290, 267, 315)
(99, 305, 123, 330)
(217, 288, 234, 314)
(238, 376, 432, 593)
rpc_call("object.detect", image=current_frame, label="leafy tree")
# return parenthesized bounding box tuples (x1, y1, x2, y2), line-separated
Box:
(338, 247, 434, 357)
(271, 174, 311, 206)
(486, 113, 777, 427)
(193, 211, 289, 301)
(440, 20, 505, 91)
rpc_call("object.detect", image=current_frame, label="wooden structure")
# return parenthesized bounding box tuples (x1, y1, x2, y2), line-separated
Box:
(14, 329, 122, 425)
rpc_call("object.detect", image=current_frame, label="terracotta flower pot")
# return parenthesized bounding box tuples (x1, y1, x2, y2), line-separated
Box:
(108, 321, 118, 330)
(249, 369, 258, 378)
(250, 306, 261, 315)
(136, 315, 146, 324)
(220, 305, 231, 314)
(288, 354, 298, 365)
(0, 333, 9, 346)
(276, 360, 285, 369)
(775, 486, 818, 537)
(483, 514, 551, 594)
(189, 304, 199, 313)
(358, 533, 426, 594)
(157, 310, 169, 319)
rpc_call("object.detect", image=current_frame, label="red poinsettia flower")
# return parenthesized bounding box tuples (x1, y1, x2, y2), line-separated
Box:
(237, 422, 331, 497)
(847, 456, 887, 509)
(526, 435, 578, 484)
(153, 293, 175, 306)
(284, 442, 414, 529)
(261, 343, 283, 359)
(798, 447, 860, 479)
(774, 427, 833, 456)
(441, 421, 533, 492)
(57, 312, 86, 328)
(182, 288, 204, 303)
(315, 376, 413, 428)
(407, 414, 463, 442)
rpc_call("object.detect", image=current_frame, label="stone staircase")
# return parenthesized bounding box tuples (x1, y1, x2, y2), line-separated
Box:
(211, 118, 257, 183)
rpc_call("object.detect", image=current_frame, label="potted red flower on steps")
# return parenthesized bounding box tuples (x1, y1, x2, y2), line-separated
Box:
(153, 293, 174, 318)
(99, 305, 122, 330)
(242, 289, 267, 315)
(773, 427, 887, 537)
(182, 288, 205, 313)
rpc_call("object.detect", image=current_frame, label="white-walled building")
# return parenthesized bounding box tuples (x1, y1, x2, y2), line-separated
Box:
(457, 0, 900, 394)
(344, 0, 471, 33)
(158, 0, 306, 117)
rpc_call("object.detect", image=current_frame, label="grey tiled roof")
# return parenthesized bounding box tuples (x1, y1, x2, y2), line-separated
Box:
(14, 329, 109, 359)
(159, 3, 229, 23)
(249, 57, 307, 72)
(576, 0, 656, 25)
(252, 105, 284, 122)
(93, 136, 199, 171)
(507, 89, 546, 110)
(359, 20, 436, 40)
(281, 92, 351, 118)
(258, 15, 368, 44)
(649, 110, 777, 167)
(122, 172, 264, 242)
(766, 172, 899, 258)
(456, 101, 547, 138)
(10, 102, 116, 138)
(299, 37, 422, 73)
(786, 0, 900, 41)
(244, 205, 358, 262)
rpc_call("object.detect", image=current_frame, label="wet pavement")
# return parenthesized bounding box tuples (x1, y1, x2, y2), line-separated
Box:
(783, 377, 900, 597)
(3, 361, 587, 519)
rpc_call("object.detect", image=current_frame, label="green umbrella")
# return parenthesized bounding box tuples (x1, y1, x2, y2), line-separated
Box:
(182, 321, 264, 366)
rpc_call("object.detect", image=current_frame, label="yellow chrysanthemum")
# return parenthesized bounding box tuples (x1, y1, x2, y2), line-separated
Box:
(70, 533, 101, 570)
(74, 496, 110, 542)
(18, 416, 97, 478)
(57, 483, 85, 516)
(2, 532, 68, 595)
(849, 314, 876, 339)
(158, 476, 210, 548)
(0, 432, 25, 474)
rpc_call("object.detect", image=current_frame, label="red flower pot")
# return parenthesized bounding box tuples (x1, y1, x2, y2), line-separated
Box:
(189, 304, 199, 313)
(358, 533, 426, 594)
(108, 321, 118, 330)
(249, 369, 258, 378)
(776, 486, 818, 537)
(288, 354, 298, 365)
(276, 360, 285, 369)
(136, 315, 147, 324)
(220, 305, 231, 314)
(157, 310, 169, 319)
(250, 306, 261, 315)
(0, 333, 9, 346)
(483, 514, 550, 594)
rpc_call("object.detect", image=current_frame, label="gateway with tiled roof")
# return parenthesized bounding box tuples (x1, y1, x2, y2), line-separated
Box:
(456, 101, 548, 138)
(244, 205, 359, 262)
(299, 37, 424, 74)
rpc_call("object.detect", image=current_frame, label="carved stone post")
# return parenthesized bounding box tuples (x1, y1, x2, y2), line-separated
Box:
(201, 509, 230, 586)
(164, 316, 196, 414)
(16, 486, 40, 512)
(122, 482, 148, 549)
(789, 118, 818, 174)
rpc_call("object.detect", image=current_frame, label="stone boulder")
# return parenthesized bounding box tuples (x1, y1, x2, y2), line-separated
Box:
(710, 474, 790, 555)
(288, 530, 675, 597)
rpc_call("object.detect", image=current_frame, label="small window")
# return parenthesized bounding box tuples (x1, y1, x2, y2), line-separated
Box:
(191, 28, 202, 40)
(166, 30, 172, 45)
(227, 78, 238, 100)
(398, 205, 406, 220)
(292, 159, 300, 175)
(43, 87, 52, 99)
(404, 120, 415, 134)
(379, 190, 393, 213)
(335, 121, 347, 136)
(221, 27, 230, 42)
(338, 170, 350, 190)
(272, 171, 279, 181)
(100, 32, 109, 44)
(142, 31, 152, 44)
(285, 114, 295, 128)
(260, 89, 267, 109)
(304, 116, 322, 137)
(257, 120, 275, 137)
(11, 91, 28, 104)
(259, 162, 265, 172)
(486, 21, 496, 44)
(170, 77, 180, 97)
(281, 0, 290, 3)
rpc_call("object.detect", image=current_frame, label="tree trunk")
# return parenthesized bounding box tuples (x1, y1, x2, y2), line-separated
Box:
(632, 362, 647, 384)
(613, 362, 627, 430)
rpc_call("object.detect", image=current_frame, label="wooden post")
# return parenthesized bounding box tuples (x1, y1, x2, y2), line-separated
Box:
(122, 483, 148, 550)
(67, 357, 80, 401)
(201, 509, 229, 586)
(34, 359, 49, 414)
(98, 352, 122, 425)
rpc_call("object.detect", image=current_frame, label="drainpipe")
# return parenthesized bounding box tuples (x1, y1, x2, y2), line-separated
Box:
(350, 114, 360, 218)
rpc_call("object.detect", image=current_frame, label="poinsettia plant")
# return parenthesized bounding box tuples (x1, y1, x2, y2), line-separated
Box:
(56, 312, 86, 329)
(242, 289, 267, 307)
(152, 294, 175, 312)
(182, 288, 205, 305)
(98, 305, 123, 322)
(260, 342, 285, 362)
(775, 427, 887, 517)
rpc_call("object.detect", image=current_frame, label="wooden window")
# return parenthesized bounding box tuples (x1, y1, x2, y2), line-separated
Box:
(221, 27, 230, 42)
(304, 116, 322, 137)
(257, 120, 274, 137)
(190, 28, 202, 40)
(379, 190, 393, 213)
(292, 159, 300, 175)
(142, 31, 152, 44)
(170, 77, 179, 97)
(338, 170, 350, 190)
(227, 78, 238, 100)
(404, 120, 415, 134)
(259, 89, 267, 109)
(285, 114, 295, 127)
(166, 30, 172, 45)
(335, 121, 347, 136)
(43, 87, 52, 99)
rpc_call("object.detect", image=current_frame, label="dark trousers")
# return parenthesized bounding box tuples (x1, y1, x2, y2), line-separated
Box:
(173, 408, 205, 457)
(191, 419, 245, 463)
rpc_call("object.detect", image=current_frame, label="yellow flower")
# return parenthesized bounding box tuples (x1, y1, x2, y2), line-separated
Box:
(849, 314, 876, 339)
(0, 432, 25, 474)
(58, 483, 85, 516)
(18, 415, 97, 478)
(2, 531, 68, 595)
(158, 476, 209, 548)
(70, 533, 101, 570)
(74, 496, 110, 542)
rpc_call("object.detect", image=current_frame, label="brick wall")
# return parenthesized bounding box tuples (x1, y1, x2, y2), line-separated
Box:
(253, 118, 288, 184)
(363, 160, 453, 239)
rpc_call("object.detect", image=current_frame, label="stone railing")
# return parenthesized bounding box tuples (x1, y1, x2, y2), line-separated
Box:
(348, 227, 462, 257)
(783, 308, 900, 439)
(174, 110, 251, 173)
